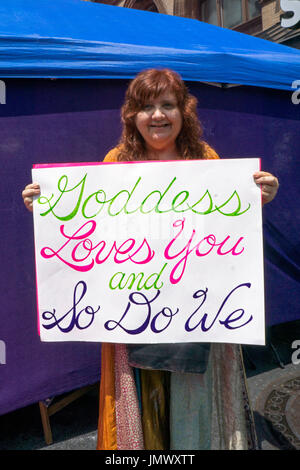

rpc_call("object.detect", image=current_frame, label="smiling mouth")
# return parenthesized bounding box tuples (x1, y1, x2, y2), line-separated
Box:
(150, 123, 170, 128)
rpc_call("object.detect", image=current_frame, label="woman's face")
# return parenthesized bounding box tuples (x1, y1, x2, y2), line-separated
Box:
(134, 91, 183, 152)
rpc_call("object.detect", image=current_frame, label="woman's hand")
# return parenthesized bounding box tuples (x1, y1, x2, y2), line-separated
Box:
(22, 183, 40, 212)
(253, 171, 279, 205)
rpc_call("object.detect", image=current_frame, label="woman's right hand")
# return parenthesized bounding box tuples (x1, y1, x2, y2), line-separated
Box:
(22, 183, 40, 212)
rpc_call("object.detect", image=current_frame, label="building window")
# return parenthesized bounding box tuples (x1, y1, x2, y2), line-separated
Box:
(123, 0, 158, 12)
(201, 0, 261, 29)
(223, 0, 243, 28)
(204, 0, 219, 25)
(248, 0, 261, 20)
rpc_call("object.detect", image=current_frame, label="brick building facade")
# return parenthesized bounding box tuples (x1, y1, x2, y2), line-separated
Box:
(85, 0, 300, 49)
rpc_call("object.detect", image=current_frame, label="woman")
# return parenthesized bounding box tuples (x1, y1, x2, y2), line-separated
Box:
(22, 68, 279, 450)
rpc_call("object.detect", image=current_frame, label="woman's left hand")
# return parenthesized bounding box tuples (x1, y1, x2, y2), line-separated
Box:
(253, 171, 279, 205)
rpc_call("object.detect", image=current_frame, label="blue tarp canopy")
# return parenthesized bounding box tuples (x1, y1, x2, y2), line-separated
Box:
(0, 0, 300, 90)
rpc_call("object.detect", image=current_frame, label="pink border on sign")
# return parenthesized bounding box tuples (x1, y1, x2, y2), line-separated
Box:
(33, 159, 224, 169)
(33, 157, 261, 337)
(33, 158, 261, 169)
(34, 162, 104, 169)
(259, 158, 263, 205)
(35, 253, 40, 336)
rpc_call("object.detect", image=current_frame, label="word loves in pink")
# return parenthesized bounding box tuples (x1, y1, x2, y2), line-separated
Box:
(40, 220, 155, 272)
(40, 218, 244, 285)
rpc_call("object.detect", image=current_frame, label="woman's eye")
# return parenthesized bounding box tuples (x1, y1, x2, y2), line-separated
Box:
(143, 104, 153, 111)
(163, 103, 175, 109)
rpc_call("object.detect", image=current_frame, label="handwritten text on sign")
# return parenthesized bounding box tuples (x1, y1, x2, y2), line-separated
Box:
(32, 159, 265, 345)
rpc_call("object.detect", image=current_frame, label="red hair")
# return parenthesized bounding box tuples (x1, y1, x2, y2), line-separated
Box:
(117, 68, 206, 161)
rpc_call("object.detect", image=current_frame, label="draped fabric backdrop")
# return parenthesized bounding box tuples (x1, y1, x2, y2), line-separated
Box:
(1, 78, 299, 415)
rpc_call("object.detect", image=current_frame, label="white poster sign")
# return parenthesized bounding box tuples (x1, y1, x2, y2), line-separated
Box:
(32, 158, 265, 345)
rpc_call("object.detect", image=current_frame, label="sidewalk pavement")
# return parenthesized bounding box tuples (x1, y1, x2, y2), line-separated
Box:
(0, 320, 300, 450)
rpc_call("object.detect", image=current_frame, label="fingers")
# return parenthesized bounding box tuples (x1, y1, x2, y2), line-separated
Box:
(253, 171, 279, 205)
(22, 183, 40, 212)
(253, 172, 279, 186)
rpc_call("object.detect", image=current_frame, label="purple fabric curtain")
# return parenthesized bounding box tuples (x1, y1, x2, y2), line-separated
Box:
(0, 78, 298, 415)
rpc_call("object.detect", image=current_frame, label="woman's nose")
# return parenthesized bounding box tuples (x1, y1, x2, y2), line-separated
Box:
(152, 107, 165, 119)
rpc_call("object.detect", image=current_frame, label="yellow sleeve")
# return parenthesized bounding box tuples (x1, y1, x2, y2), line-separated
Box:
(202, 142, 220, 160)
(103, 147, 120, 163)
(103, 143, 219, 162)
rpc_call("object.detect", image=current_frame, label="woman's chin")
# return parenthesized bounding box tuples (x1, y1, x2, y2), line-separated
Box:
(148, 134, 174, 147)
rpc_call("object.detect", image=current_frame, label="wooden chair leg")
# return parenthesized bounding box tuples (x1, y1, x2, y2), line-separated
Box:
(38, 383, 97, 445)
(39, 401, 53, 445)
